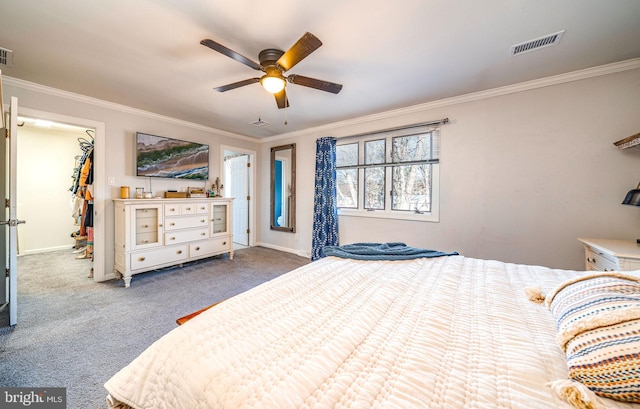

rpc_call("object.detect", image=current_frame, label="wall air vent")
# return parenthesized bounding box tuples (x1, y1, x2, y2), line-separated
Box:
(250, 117, 268, 127)
(510, 30, 565, 57)
(0, 47, 13, 67)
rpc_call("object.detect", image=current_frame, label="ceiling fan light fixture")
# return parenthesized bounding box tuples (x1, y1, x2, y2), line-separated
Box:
(260, 74, 286, 94)
(202, 33, 342, 108)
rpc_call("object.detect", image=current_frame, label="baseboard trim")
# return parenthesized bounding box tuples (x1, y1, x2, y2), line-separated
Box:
(18, 245, 75, 256)
(255, 242, 310, 259)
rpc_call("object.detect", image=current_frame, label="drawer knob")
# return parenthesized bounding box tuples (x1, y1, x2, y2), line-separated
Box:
(159, 224, 163, 227)
(195, 246, 200, 251)
(177, 250, 182, 254)
(170, 222, 175, 226)
(170, 237, 175, 240)
(143, 240, 149, 243)
(143, 224, 149, 228)
(186, 207, 191, 210)
(201, 219, 205, 223)
(200, 207, 205, 210)
(170, 208, 175, 211)
(223, 241, 227, 245)
(138, 256, 145, 262)
(201, 232, 206, 236)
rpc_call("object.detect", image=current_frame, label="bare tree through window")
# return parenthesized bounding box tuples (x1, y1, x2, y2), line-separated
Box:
(335, 126, 440, 219)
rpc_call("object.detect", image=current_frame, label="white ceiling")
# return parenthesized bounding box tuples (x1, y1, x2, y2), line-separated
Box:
(1, 0, 639, 139)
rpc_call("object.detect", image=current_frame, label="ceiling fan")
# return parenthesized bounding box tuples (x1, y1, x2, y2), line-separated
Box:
(200, 32, 342, 109)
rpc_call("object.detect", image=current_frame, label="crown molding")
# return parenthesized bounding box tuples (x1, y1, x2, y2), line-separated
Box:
(2, 75, 258, 143)
(5, 58, 639, 145)
(262, 58, 640, 143)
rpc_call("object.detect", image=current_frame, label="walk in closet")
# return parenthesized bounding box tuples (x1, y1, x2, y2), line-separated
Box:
(16, 117, 96, 278)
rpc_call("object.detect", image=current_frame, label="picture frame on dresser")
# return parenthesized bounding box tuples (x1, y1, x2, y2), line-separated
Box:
(113, 197, 233, 287)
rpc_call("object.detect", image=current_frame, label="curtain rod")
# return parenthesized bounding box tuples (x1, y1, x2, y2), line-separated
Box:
(340, 118, 449, 140)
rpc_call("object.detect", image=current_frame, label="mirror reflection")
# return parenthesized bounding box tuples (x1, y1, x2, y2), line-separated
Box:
(270, 144, 296, 232)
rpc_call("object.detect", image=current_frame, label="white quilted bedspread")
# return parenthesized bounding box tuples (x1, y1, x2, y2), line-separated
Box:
(105, 255, 640, 409)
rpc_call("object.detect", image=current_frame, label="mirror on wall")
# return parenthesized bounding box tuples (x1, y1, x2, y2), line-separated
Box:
(270, 143, 296, 233)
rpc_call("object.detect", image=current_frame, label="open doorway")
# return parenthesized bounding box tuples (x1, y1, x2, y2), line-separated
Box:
(222, 146, 256, 249)
(15, 106, 106, 282)
(16, 117, 95, 276)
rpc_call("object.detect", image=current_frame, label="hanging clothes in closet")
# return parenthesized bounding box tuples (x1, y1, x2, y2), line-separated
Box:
(70, 131, 94, 262)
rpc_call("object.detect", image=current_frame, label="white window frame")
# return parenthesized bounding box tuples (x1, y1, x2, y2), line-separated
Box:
(336, 123, 442, 223)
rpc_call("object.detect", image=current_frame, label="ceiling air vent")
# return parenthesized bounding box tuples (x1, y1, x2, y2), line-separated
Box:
(510, 30, 565, 57)
(0, 47, 13, 67)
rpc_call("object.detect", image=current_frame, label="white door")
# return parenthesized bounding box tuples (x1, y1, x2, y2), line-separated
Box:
(1, 96, 22, 326)
(0, 96, 6, 319)
(226, 155, 249, 246)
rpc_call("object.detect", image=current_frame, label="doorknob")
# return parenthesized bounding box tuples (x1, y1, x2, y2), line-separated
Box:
(0, 219, 26, 226)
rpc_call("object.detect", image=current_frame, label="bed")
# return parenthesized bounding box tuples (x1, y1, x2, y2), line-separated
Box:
(104, 243, 640, 409)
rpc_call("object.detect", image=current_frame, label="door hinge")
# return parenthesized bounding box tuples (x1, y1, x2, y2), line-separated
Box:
(4, 128, 8, 138)
(5, 198, 9, 208)
(5, 268, 9, 278)
(247, 162, 251, 168)
(246, 228, 250, 234)
(247, 195, 251, 201)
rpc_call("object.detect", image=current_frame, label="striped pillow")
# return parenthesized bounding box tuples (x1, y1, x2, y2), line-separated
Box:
(546, 273, 640, 403)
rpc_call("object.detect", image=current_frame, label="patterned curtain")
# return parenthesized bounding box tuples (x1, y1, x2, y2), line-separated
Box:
(311, 137, 339, 261)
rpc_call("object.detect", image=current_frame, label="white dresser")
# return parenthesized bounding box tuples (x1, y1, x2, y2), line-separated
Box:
(577, 238, 640, 272)
(114, 198, 233, 287)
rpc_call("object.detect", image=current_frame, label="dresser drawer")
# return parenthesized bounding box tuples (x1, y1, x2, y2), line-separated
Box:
(131, 245, 188, 270)
(586, 247, 619, 271)
(135, 217, 157, 233)
(164, 204, 181, 216)
(165, 227, 209, 245)
(180, 203, 197, 215)
(165, 215, 209, 230)
(135, 232, 159, 246)
(189, 237, 231, 257)
(194, 202, 209, 214)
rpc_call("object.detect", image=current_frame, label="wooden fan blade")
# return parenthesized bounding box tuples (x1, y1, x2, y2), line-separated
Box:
(200, 39, 262, 71)
(274, 89, 289, 109)
(276, 32, 322, 72)
(287, 74, 342, 94)
(213, 78, 260, 92)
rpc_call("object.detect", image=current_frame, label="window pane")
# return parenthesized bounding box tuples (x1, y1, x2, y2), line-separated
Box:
(392, 133, 432, 162)
(336, 143, 358, 167)
(365, 139, 385, 164)
(336, 169, 358, 208)
(364, 167, 385, 209)
(392, 164, 431, 212)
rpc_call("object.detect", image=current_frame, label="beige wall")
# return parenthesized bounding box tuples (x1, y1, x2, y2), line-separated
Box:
(16, 126, 81, 254)
(260, 66, 640, 270)
(4, 80, 260, 281)
(4, 63, 640, 276)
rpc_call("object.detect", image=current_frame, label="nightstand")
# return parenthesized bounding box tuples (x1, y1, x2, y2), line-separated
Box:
(578, 238, 640, 271)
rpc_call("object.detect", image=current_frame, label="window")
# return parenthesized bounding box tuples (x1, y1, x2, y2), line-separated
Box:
(336, 123, 441, 222)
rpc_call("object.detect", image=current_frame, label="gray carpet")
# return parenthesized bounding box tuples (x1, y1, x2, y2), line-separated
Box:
(0, 246, 309, 408)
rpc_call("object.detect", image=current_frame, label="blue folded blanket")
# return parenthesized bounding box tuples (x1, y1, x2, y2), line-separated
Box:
(322, 242, 458, 261)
